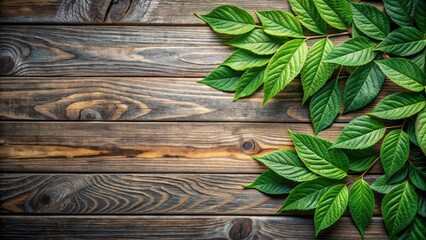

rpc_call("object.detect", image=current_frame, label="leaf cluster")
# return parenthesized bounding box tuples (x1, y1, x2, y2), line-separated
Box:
(197, 0, 426, 238)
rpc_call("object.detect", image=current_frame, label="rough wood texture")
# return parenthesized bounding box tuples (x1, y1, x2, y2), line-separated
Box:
(0, 215, 387, 239)
(0, 173, 382, 215)
(0, 122, 383, 173)
(0, 77, 402, 122)
(0, 0, 390, 238)
(0, 26, 354, 77)
(0, 0, 383, 24)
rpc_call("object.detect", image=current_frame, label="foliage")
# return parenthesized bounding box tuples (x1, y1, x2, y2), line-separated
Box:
(197, 1, 426, 238)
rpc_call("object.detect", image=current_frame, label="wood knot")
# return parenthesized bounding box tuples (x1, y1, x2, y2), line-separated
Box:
(104, 0, 132, 23)
(40, 195, 51, 205)
(229, 218, 253, 240)
(241, 139, 260, 154)
(0, 53, 15, 75)
(79, 107, 103, 120)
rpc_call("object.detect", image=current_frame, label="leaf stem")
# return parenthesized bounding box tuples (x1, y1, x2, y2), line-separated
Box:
(255, 25, 263, 29)
(346, 156, 380, 186)
(335, 65, 344, 82)
(304, 31, 350, 40)
(386, 125, 403, 130)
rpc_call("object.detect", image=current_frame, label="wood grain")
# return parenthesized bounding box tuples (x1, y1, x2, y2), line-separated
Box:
(0, 26, 355, 77)
(0, 121, 384, 173)
(0, 77, 402, 122)
(0, 215, 387, 239)
(0, 173, 382, 215)
(0, 0, 383, 24)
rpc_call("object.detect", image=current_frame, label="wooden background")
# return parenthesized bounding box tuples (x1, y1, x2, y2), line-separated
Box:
(0, 0, 389, 239)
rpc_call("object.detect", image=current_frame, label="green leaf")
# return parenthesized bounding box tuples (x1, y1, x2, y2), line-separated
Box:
(290, 131, 348, 180)
(351, 23, 365, 38)
(234, 67, 265, 101)
(394, 217, 426, 240)
(288, 0, 327, 34)
(371, 175, 404, 194)
(411, 50, 425, 71)
(222, 49, 271, 71)
(369, 92, 426, 120)
(381, 130, 410, 177)
(376, 58, 425, 92)
(255, 10, 304, 38)
(414, 0, 426, 32)
(331, 116, 386, 150)
(415, 107, 426, 155)
(418, 194, 426, 217)
(252, 150, 319, 182)
(314, 184, 348, 236)
(227, 29, 287, 55)
(244, 170, 297, 194)
(263, 39, 308, 106)
(324, 37, 377, 66)
(310, 80, 342, 135)
(344, 147, 378, 172)
(301, 38, 337, 103)
(383, 0, 414, 27)
(343, 62, 385, 113)
(197, 5, 256, 35)
(313, 0, 352, 30)
(377, 27, 426, 56)
(280, 178, 337, 211)
(387, 165, 409, 185)
(351, 3, 390, 40)
(382, 182, 418, 237)
(349, 179, 374, 238)
(198, 66, 241, 91)
(409, 156, 426, 191)
(407, 119, 420, 147)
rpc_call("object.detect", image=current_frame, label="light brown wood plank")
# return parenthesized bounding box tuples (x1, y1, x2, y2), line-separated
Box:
(0, 26, 353, 76)
(0, 215, 387, 239)
(0, 173, 382, 215)
(0, 77, 401, 122)
(0, 121, 384, 173)
(0, 0, 383, 24)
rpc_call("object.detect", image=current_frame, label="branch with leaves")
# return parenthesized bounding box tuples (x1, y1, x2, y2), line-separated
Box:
(196, 0, 426, 238)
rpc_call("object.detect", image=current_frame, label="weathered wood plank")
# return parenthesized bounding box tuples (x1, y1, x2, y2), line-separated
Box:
(0, 26, 353, 76)
(0, 77, 401, 122)
(0, 173, 382, 215)
(0, 0, 383, 24)
(0, 122, 383, 173)
(0, 215, 387, 239)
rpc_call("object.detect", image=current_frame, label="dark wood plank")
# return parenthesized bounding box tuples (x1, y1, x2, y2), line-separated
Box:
(0, 26, 353, 77)
(0, 77, 401, 122)
(0, 173, 382, 215)
(0, 0, 383, 24)
(0, 122, 383, 173)
(0, 215, 387, 239)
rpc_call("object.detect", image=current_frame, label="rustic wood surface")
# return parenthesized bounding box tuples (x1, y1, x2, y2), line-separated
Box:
(1, 216, 387, 239)
(0, 122, 384, 174)
(0, 0, 389, 238)
(0, 26, 355, 77)
(0, 77, 401, 122)
(0, 0, 383, 24)
(0, 173, 382, 215)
